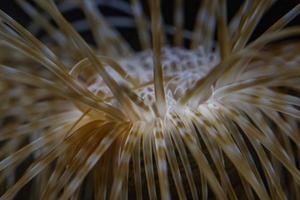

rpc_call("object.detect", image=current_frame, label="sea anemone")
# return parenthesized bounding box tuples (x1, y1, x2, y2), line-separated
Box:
(1, 0, 300, 199)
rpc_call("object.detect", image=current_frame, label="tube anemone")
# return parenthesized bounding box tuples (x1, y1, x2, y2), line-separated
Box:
(0, 0, 300, 199)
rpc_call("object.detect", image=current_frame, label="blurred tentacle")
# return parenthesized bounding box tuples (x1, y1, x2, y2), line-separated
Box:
(232, 0, 275, 51)
(191, 0, 217, 50)
(153, 119, 170, 200)
(0, 64, 124, 120)
(168, 115, 199, 200)
(198, 105, 271, 200)
(33, 0, 142, 121)
(216, 0, 231, 59)
(149, 0, 167, 117)
(79, 0, 133, 57)
(59, 123, 128, 200)
(16, 0, 67, 45)
(130, 0, 150, 50)
(174, 0, 184, 46)
(142, 124, 157, 200)
(174, 112, 227, 200)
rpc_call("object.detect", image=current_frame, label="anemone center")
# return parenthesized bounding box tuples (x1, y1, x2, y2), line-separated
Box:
(87, 47, 219, 110)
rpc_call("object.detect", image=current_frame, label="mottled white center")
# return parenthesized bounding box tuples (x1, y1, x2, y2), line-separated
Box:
(88, 47, 219, 108)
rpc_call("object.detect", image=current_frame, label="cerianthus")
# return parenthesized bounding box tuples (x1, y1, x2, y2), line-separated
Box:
(0, 0, 300, 199)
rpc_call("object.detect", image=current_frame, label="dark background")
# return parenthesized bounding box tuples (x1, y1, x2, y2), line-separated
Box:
(0, 0, 299, 50)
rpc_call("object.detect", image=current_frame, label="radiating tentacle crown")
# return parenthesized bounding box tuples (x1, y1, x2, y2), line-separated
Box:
(0, 0, 300, 199)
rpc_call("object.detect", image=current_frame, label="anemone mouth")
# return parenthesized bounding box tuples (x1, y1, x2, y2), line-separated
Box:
(1, 0, 300, 200)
